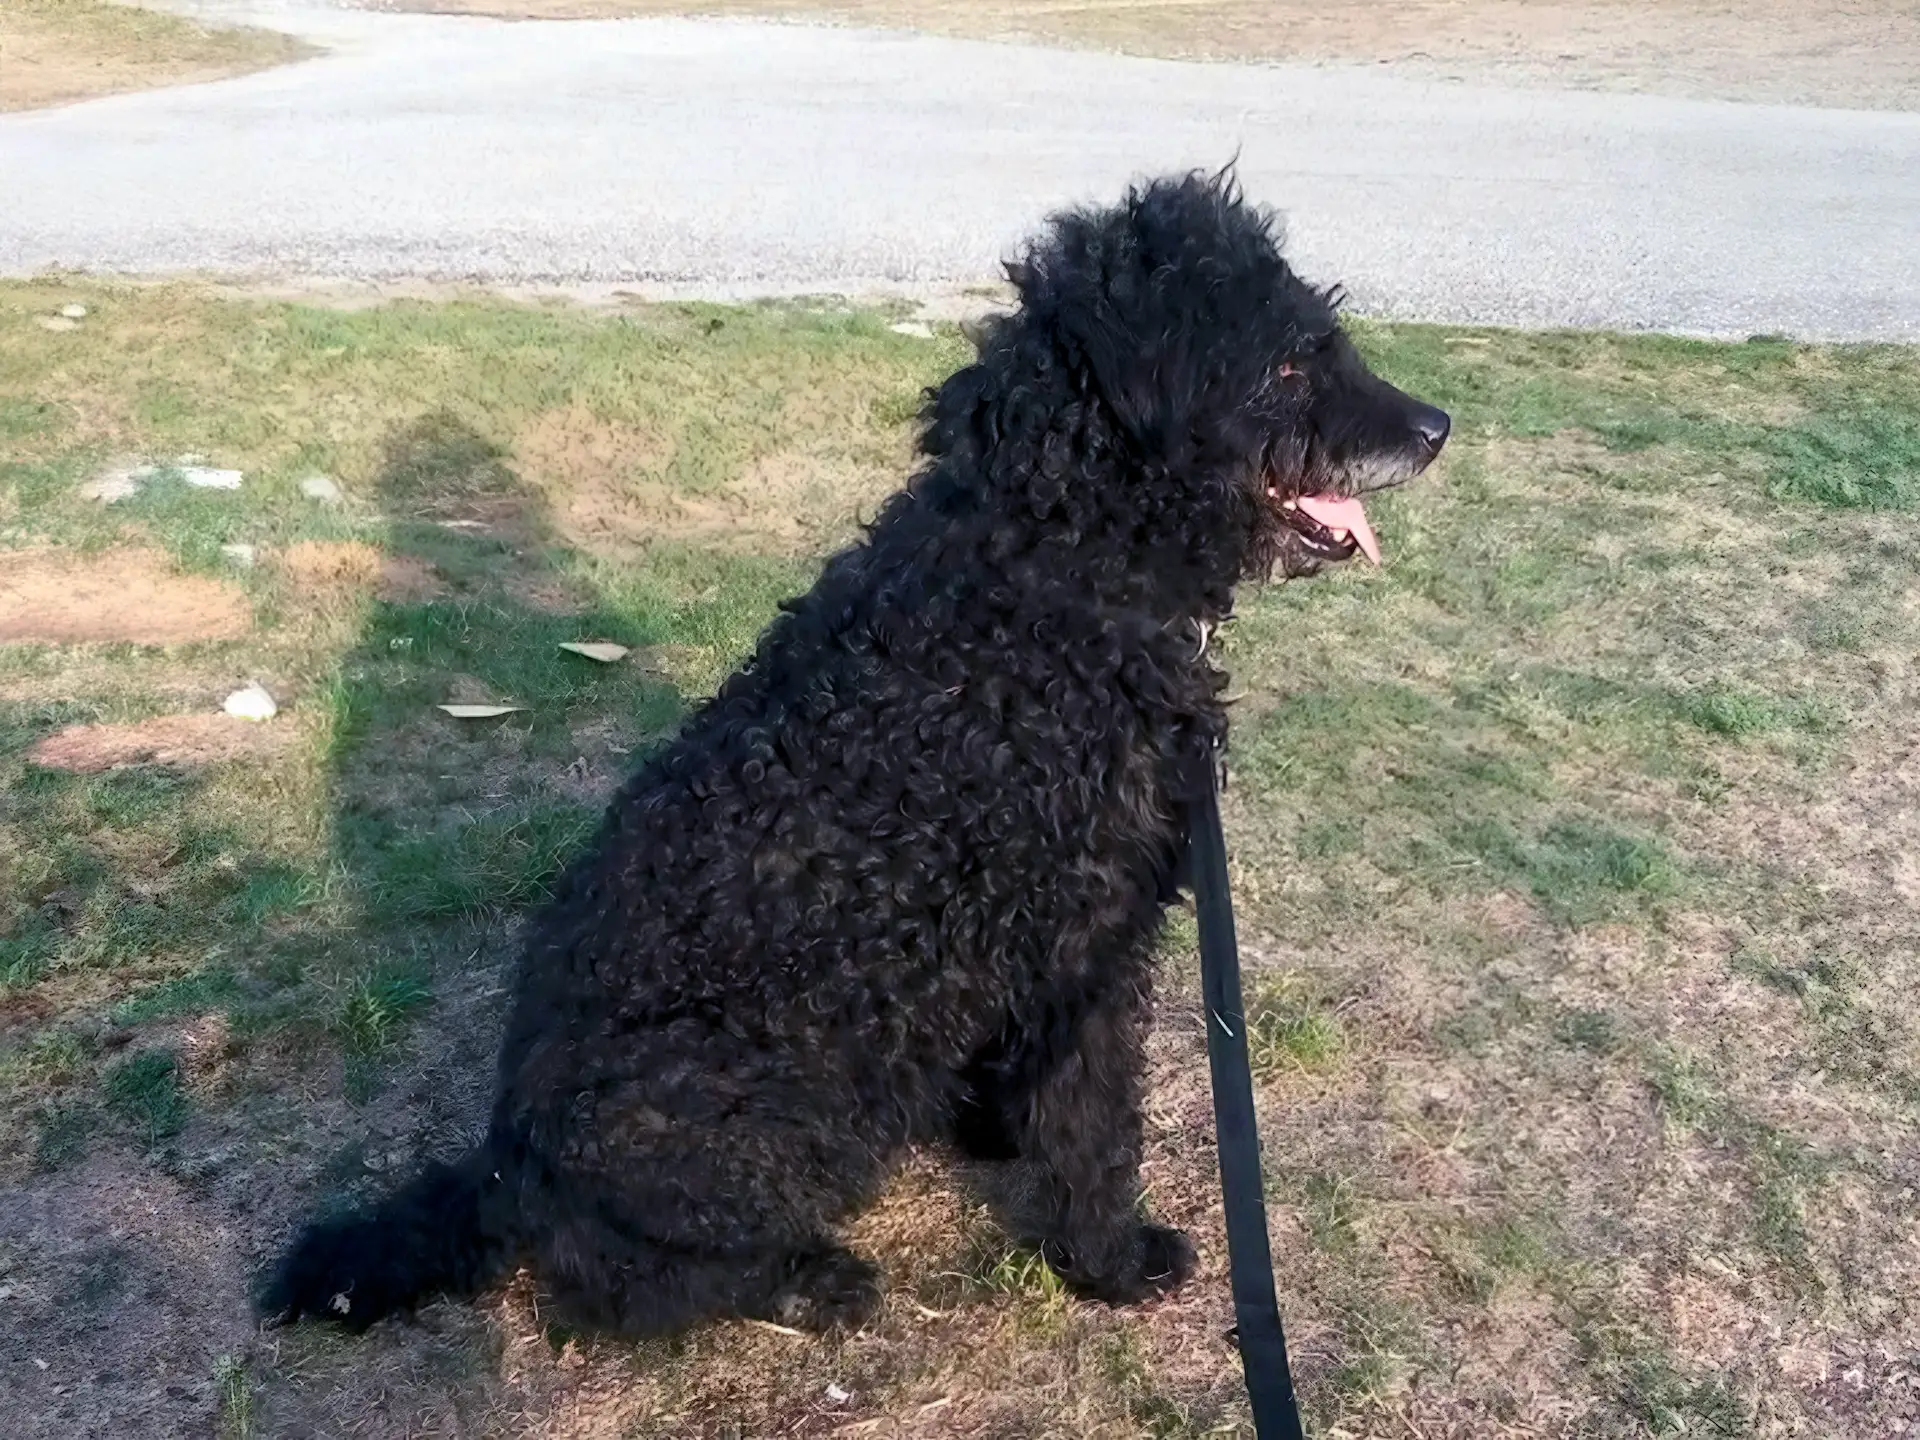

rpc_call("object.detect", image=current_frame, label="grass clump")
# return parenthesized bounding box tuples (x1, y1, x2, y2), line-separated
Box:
(1452, 817, 1679, 927)
(103, 1048, 187, 1144)
(1681, 684, 1837, 739)
(1764, 410, 1920, 510)
(338, 964, 435, 1055)
(1247, 983, 1346, 1077)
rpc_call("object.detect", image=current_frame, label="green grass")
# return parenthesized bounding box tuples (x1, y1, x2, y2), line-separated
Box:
(112, 966, 243, 1026)
(215, 1353, 255, 1440)
(1247, 980, 1346, 1076)
(962, 1243, 1072, 1308)
(103, 1047, 187, 1145)
(1436, 1216, 1551, 1305)
(1298, 1171, 1364, 1255)
(1, 282, 1916, 1437)
(1098, 1331, 1211, 1439)
(1553, 1006, 1620, 1054)
(337, 963, 435, 1054)
(0, 761, 301, 989)
(1763, 410, 1920, 510)
(1452, 815, 1681, 927)
(1680, 684, 1836, 739)
(1582, 1332, 1750, 1438)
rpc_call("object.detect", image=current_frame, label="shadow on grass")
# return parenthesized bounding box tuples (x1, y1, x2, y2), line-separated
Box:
(308, 411, 690, 1102)
(4, 409, 794, 1165)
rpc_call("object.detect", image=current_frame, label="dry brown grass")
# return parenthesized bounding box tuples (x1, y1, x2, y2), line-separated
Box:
(277, 538, 449, 602)
(0, 546, 251, 644)
(0, 0, 309, 113)
(386, 0, 1920, 108)
(28, 711, 296, 771)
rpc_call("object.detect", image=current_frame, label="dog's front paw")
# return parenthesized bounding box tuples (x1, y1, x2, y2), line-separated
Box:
(1137, 1222, 1198, 1293)
(1042, 1223, 1196, 1305)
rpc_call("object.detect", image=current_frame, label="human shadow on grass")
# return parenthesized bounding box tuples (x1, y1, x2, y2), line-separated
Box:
(0, 410, 700, 1435)
(309, 410, 689, 1120)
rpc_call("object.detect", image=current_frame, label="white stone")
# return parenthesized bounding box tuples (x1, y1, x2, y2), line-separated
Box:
(36, 316, 78, 333)
(888, 321, 934, 339)
(220, 543, 257, 568)
(60, 304, 88, 320)
(179, 466, 244, 490)
(223, 684, 278, 722)
(80, 460, 147, 503)
(299, 474, 344, 504)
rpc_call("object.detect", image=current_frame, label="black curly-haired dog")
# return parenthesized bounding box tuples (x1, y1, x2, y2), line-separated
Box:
(264, 171, 1449, 1338)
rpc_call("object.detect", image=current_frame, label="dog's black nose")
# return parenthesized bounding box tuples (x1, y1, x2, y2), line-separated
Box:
(1409, 403, 1451, 455)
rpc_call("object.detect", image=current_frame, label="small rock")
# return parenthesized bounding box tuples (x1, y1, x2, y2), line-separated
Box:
(222, 684, 278, 722)
(81, 459, 148, 503)
(219, 543, 257, 568)
(888, 321, 934, 339)
(824, 1382, 852, 1404)
(82, 459, 243, 500)
(180, 466, 243, 491)
(60, 304, 88, 320)
(32, 1358, 49, 1371)
(36, 316, 79, 333)
(299, 474, 344, 505)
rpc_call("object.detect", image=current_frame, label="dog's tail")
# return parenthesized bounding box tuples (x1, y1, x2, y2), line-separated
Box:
(260, 1147, 518, 1331)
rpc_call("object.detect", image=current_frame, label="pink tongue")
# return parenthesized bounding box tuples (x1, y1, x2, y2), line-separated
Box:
(1294, 494, 1381, 565)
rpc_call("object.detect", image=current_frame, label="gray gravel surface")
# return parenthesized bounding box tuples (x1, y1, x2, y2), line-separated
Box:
(4, 3, 1918, 338)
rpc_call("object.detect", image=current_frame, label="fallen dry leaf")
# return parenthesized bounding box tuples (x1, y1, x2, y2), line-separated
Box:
(558, 641, 631, 663)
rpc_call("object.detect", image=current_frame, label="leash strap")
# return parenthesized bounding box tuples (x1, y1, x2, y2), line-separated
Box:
(1191, 759, 1306, 1440)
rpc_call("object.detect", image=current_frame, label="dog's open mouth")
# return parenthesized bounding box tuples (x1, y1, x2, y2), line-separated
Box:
(1268, 490, 1381, 565)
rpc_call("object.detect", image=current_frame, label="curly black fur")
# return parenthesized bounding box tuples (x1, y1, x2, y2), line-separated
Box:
(262, 170, 1448, 1337)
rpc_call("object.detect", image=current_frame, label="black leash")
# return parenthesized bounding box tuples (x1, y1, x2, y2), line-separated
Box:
(1191, 757, 1306, 1440)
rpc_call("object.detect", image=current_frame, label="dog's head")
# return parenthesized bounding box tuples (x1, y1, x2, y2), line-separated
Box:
(930, 171, 1448, 602)
(1250, 314, 1451, 580)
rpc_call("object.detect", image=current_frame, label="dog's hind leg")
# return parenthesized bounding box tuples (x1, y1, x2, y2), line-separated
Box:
(535, 1214, 881, 1337)
(950, 1045, 1026, 1161)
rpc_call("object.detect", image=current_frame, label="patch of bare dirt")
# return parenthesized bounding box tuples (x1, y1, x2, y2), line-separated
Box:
(504, 571, 594, 614)
(0, 548, 251, 646)
(27, 712, 295, 773)
(0, 1157, 256, 1439)
(512, 405, 672, 501)
(275, 539, 446, 602)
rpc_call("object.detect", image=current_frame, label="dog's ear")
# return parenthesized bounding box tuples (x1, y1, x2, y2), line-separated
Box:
(1058, 286, 1206, 464)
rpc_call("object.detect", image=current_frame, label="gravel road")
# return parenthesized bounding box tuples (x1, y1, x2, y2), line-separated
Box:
(4, 2, 1918, 338)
